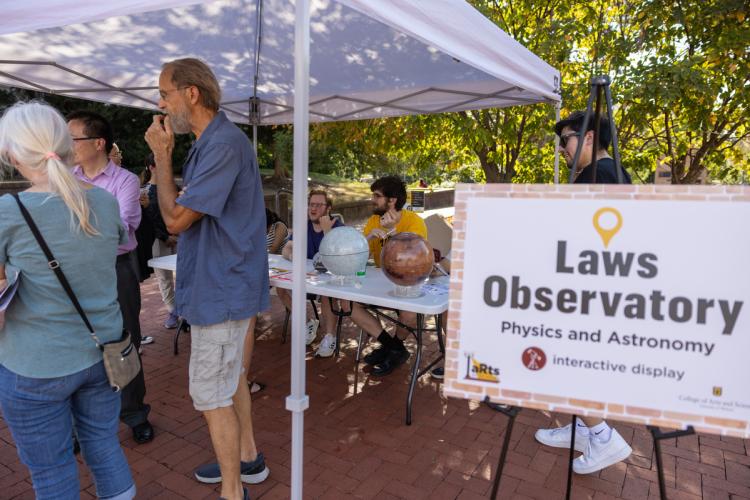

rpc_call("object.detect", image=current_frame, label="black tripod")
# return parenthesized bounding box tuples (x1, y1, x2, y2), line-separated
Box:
(567, 75, 625, 184)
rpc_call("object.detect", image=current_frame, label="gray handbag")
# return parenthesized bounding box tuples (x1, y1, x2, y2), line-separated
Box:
(13, 194, 140, 392)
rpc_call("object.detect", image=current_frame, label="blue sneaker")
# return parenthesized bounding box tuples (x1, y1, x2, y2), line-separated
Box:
(195, 452, 270, 485)
(164, 311, 179, 329)
(219, 487, 249, 500)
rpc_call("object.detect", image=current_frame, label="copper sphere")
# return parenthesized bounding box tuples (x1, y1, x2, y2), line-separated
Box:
(381, 232, 434, 286)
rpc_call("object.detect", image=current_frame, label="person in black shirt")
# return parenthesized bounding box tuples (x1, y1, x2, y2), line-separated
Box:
(140, 153, 179, 329)
(536, 111, 634, 474)
(554, 110, 631, 184)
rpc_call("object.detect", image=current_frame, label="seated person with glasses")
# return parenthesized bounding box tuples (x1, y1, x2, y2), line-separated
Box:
(345, 176, 428, 376)
(278, 190, 343, 357)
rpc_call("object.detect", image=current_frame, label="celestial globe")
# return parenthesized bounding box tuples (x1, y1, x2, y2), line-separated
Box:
(381, 232, 434, 287)
(318, 226, 369, 279)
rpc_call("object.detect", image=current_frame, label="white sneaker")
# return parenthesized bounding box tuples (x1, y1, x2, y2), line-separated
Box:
(305, 319, 319, 345)
(573, 428, 632, 474)
(535, 423, 589, 452)
(315, 333, 336, 358)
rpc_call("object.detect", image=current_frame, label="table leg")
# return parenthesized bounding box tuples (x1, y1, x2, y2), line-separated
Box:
(405, 313, 424, 425)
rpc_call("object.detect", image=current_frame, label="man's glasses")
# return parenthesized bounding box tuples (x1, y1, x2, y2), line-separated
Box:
(559, 132, 580, 148)
(308, 202, 327, 209)
(72, 136, 101, 141)
(159, 86, 191, 100)
(371, 193, 385, 199)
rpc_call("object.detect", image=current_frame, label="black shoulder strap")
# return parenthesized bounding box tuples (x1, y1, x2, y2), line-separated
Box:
(12, 194, 96, 335)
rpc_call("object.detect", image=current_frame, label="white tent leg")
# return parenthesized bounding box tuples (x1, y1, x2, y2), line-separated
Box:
(287, 1, 310, 500)
(554, 102, 561, 184)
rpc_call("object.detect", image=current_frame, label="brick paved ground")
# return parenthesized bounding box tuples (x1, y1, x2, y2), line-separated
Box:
(1, 278, 749, 499)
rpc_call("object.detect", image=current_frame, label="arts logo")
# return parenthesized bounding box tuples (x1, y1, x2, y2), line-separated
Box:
(464, 353, 500, 383)
(713, 386, 723, 397)
(522, 347, 546, 371)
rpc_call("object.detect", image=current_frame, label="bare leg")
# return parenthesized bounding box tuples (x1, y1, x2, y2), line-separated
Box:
(347, 302, 385, 339)
(203, 406, 243, 500)
(579, 417, 604, 427)
(239, 317, 259, 462)
(276, 288, 291, 310)
(319, 296, 337, 335)
(395, 311, 416, 340)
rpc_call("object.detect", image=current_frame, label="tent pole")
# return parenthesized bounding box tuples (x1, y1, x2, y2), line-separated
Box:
(554, 102, 561, 184)
(288, 1, 310, 500)
(253, 124, 257, 151)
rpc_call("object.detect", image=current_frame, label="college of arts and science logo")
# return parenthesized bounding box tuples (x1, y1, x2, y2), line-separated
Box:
(464, 353, 500, 383)
(522, 347, 547, 370)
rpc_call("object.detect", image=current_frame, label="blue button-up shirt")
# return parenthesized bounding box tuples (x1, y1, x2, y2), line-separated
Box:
(174, 112, 269, 325)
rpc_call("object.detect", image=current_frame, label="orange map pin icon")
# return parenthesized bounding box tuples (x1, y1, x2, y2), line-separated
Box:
(593, 207, 622, 248)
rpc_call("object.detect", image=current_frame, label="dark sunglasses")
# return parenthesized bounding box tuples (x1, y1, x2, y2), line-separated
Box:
(559, 132, 580, 148)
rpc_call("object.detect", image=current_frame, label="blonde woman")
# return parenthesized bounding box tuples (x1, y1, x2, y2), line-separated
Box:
(0, 102, 135, 500)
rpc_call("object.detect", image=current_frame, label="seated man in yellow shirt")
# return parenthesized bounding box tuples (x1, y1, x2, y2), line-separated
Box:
(347, 176, 428, 376)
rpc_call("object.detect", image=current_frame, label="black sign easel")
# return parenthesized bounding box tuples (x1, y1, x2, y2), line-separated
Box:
(485, 401, 696, 500)
(567, 75, 625, 184)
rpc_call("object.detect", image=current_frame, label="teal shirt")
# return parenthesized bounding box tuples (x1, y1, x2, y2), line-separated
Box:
(0, 188, 127, 378)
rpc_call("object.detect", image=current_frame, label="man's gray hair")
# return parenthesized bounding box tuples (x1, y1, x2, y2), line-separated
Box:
(162, 58, 221, 112)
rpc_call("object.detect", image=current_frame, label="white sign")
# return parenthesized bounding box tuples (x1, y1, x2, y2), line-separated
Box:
(444, 184, 750, 437)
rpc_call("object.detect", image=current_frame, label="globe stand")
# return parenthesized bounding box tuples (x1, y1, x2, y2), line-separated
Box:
(389, 284, 424, 298)
(329, 274, 356, 287)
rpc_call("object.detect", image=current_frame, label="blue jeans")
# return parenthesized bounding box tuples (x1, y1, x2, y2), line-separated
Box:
(0, 362, 135, 500)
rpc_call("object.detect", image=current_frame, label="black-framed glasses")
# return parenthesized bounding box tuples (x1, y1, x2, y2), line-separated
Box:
(559, 132, 580, 148)
(72, 136, 101, 141)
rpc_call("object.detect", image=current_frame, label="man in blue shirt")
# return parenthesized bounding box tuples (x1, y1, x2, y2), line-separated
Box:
(279, 189, 343, 357)
(145, 58, 268, 500)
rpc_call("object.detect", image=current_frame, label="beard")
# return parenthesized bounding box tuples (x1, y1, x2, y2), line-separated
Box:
(169, 107, 192, 135)
(372, 206, 387, 216)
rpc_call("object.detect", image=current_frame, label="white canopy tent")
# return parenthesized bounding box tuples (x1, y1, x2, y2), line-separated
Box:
(0, 1, 561, 497)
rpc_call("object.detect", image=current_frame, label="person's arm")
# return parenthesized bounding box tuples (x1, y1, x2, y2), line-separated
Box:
(269, 223, 288, 254)
(145, 115, 203, 234)
(117, 173, 142, 238)
(0, 264, 6, 291)
(281, 239, 293, 261)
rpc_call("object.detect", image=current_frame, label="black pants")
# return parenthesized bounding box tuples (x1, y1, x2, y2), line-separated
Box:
(116, 252, 149, 428)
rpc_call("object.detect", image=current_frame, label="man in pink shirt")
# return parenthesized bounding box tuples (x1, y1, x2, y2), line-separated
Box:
(68, 110, 154, 444)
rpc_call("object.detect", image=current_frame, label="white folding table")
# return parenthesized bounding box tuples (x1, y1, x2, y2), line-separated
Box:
(148, 254, 449, 424)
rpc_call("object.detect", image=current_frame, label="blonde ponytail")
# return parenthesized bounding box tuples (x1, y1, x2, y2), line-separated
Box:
(0, 101, 98, 236)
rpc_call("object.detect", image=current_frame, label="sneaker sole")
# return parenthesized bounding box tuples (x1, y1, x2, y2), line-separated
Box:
(242, 466, 270, 484)
(573, 444, 632, 474)
(194, 473, 222, 484)
(315, 349, 335, 358)
(194, 465, 270, 485)
(534, 431, 588, 453)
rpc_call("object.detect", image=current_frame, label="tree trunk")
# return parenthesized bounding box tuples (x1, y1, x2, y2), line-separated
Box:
(272, 152, 289, 181)
(477, 148, 503, 183)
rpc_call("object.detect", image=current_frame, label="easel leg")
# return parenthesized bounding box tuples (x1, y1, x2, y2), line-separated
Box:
(484, 398, 520, 500)
(648, 425, 695, 500)
(566, 415, 577, 500)
(173, 318, 187, 355)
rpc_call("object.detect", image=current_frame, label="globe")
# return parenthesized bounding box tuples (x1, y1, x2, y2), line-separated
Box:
(381, 232, 434, 287)
(318, 226, 369, 278)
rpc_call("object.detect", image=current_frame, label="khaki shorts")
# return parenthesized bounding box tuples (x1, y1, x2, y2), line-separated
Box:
(188, 318, 250, 411)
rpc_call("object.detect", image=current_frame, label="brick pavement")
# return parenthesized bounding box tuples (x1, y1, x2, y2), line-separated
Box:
(1, 278, 749, 499)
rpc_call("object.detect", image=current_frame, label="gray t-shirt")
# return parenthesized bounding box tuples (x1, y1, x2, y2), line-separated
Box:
(0, 188, 127, 378)
(175, 112, 270, 325)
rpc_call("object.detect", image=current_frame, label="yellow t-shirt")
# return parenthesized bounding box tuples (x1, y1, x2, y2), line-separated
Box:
(362, 209, 428, 267)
